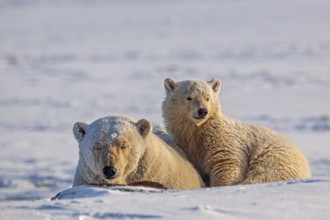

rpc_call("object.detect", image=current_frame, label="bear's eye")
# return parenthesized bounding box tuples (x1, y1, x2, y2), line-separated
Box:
(93, 145, 102, 151)
(94, 147, 102, 151)
(186, 97, 192, 101)
(206, 97, 210, 101)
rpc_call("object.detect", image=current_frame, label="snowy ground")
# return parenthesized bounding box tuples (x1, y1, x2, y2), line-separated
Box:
(1, 0, 330, 219)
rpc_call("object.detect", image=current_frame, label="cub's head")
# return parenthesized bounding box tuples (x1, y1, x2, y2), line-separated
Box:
(73, 116, 152, 185)
(162, 78, 221, 126)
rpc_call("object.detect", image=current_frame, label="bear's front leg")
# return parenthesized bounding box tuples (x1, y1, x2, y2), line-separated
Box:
(207, 156, 245, 186)
(198, 118, 248, 186)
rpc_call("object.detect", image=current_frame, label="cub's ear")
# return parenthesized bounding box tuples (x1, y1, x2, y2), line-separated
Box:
(208, 79, 221, 94)
(73, 122, 88, 143)
(136, 119, 152, 138)
(164, 78, 177, 92)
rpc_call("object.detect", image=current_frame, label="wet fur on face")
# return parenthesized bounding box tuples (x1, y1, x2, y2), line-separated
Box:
(72, 115, 204, 189)
(72, 115, 147, 186)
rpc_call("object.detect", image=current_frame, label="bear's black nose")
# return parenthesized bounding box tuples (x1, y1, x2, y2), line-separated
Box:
(197, 108, 208, 118)
(103, 166, 117, 179)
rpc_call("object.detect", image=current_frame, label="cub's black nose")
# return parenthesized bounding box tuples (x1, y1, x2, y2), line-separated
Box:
(103, 166, 117, 179)
(197, 108, 208, 118)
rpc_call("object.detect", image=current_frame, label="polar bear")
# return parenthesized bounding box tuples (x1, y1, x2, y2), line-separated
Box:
(162, 78, 311, 186)
(72, 115, 204, 190)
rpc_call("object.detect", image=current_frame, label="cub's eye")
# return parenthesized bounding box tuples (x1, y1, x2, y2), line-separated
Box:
(120, 144, 129, 149)
(206, 97, 210, 101)
(186, 97, 192, 101)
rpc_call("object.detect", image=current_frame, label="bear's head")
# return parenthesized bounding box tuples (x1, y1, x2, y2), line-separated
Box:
(163, 78, 221, 126)
(73, 115, 152, 185)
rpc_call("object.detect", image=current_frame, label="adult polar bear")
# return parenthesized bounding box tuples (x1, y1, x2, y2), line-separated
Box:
(72, 115, 204, 190)
(162, 78, 311, 186)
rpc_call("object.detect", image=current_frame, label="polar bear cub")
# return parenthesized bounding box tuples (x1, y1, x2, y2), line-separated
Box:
(72, 115, 204, 190)
(162, 78, 311, 186)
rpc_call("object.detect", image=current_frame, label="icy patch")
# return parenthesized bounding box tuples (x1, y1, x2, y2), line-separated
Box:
(51, 185, 110, 200)
(52, 185, 165, 200)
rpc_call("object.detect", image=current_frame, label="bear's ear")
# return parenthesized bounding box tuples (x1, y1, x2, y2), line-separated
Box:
(164, 78, 177, 92)
(208, 79, 221, 94)
(73, 122, 88, 143)
(136, 119, 152, 138)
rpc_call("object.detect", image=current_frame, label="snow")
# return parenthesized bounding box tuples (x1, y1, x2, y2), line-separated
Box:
(1, 0, 330, 219)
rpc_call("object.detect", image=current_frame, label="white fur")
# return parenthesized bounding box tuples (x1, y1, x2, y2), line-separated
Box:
(72, 115, 204, 190)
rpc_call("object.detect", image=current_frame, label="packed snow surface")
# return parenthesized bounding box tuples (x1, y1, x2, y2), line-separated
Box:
(1, 0, 329, 219)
